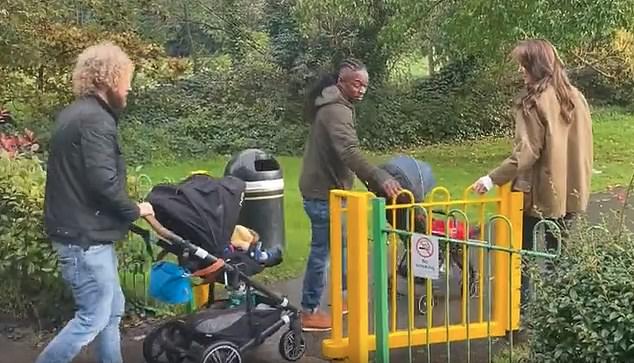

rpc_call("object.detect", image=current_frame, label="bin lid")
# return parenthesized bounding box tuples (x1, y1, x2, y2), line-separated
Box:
(224, 149, 283, 182)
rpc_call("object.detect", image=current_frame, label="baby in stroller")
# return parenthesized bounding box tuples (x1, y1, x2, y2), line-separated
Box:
(229, 224, 282, 268)
(131, 173, 305, 363)
(368, 156, 480, 314)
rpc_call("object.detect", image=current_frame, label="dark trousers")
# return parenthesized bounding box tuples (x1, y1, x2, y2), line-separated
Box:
(520, 214, 574, 309)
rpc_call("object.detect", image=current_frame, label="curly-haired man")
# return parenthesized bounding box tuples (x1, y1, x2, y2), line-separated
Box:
(36, 42, 154, 363)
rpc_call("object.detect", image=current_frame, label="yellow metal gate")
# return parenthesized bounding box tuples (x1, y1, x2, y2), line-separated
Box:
(322, 184, 529, 362)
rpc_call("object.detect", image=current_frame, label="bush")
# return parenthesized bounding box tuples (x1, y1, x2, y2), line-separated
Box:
(0, 153, 73, 324)
(571, 29, 634, 107)
(121, 59, 307, 165)
(0, 154, 167, 327)
(526, 215, 634, 362)
(492, 345, 531, 363)
(357, 57, 514, 151)
(121, 56, 515, 163)
(573, 68, 634, 107)
(114, 52, 524, 164)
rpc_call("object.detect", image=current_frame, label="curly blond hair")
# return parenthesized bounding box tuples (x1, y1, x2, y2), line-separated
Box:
(72, 42, 134, 97)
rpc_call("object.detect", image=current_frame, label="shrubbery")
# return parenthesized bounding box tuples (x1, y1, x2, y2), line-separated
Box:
(119, 56, 517, 165)
(0, 154, 72, 323)
(0, 153, 167, 327)
(120, 60, 308, 165)
(526, 214, 634, 362)
(14, 32, 632, 167)
(357, 58, 514, 151)
(573, 68, 634, 108)
(571, 29, 634, 107)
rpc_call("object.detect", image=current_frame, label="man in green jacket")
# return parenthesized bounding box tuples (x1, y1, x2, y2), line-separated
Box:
(299, 59, 401, 331)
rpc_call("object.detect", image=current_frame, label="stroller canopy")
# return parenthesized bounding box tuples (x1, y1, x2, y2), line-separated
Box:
(370, 156, 436, 232)
(147, 174, 246, 256)
(378, 156, 436, 202)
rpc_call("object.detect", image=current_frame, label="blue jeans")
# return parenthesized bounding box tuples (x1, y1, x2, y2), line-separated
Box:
(36, 243, 125, 363)
(301, 199, 347, 311)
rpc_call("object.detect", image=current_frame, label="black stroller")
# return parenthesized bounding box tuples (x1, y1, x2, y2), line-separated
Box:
(131, 173, 306, 363)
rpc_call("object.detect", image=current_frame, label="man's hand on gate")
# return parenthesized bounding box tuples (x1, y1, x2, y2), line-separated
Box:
(382, 178, 403, 199)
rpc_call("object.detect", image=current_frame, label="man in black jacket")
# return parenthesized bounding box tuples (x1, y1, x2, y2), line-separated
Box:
(36, 42, 154, 363)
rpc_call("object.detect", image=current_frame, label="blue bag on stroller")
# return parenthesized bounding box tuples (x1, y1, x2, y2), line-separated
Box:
(148, 261, 192, 305)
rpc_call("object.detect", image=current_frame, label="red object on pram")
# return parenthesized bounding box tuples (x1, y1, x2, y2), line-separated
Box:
(430, 218, 480, 240)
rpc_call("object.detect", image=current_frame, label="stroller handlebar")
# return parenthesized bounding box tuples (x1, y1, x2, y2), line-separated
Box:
(144, 215, 185, 244)
(143, 215, 224, 267)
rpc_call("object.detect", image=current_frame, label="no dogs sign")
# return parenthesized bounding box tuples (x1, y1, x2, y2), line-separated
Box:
(411, 233, 439, 279)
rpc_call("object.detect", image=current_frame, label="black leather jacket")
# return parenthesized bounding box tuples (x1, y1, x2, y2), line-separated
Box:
(44, 95, 139, 247)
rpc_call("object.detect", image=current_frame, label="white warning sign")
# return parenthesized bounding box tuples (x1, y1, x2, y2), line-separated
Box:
(411, 233, 439, 279)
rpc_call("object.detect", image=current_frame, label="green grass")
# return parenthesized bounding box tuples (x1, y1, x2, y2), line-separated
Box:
(388, 53, 430, 82)
(133, 107, 634, 281)
(589, 107, 634, 189)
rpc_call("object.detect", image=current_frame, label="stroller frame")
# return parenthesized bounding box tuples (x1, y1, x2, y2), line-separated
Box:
(132, 216, 306, 363)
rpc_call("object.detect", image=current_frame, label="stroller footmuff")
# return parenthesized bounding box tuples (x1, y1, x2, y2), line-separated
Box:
(133, 173, 305, 363)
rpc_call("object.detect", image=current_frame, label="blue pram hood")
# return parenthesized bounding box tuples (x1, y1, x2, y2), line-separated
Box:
(378, 156, 436, 202)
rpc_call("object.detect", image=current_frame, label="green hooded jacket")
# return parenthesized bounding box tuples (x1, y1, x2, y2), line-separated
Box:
(299, 85, 391, 200)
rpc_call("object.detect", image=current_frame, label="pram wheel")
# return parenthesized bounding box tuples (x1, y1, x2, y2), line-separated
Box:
(199, 341, 242, 363)
(461, 277, 479, 299)
(417, 295, 436, 315)
(279, 329, 306, 361)
(143, 320, 190, 363)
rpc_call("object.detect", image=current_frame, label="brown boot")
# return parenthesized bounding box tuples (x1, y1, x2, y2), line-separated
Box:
(302, 310, 332, 332)
(328, 300, 348, 315)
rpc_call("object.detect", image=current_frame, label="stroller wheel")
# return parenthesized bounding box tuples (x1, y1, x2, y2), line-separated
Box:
(279, 329, 307, 361)
(460, 276, 480, 299)
(417, 295, 436, 315)
(199, 341, 242, 363)
(143, 320, 190, 363)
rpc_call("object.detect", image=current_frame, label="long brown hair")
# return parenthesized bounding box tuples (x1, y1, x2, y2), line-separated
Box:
(511, 39, 576, 123)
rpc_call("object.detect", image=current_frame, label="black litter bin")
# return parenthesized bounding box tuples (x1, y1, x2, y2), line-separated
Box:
(224, 149, 285, 251)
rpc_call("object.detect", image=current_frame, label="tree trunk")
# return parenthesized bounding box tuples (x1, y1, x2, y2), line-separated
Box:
(183, 2, 198, 71)
(428, 45, 436, 75)
(37, 65, 44, 92)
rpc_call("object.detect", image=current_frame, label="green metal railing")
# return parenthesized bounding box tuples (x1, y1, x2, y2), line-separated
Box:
(371, 196, 562, 363)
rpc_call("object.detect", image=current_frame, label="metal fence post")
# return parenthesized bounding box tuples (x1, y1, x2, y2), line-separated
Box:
(329, 191, 344, 342)
(347, 193, 370, 363)
(493, 185, 512, 334)
(372, 197, 389, 363)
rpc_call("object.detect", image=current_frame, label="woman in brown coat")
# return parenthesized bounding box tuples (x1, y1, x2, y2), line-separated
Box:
(472, 39, 593, 304)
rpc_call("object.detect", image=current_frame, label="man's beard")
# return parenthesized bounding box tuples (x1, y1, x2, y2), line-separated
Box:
(105, 88, 127, 116)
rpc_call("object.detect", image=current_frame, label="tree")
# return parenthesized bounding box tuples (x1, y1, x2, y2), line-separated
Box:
(434, 0, 634, 67)
(294, 0, 401, 80)
(0, 0, 175, 125)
